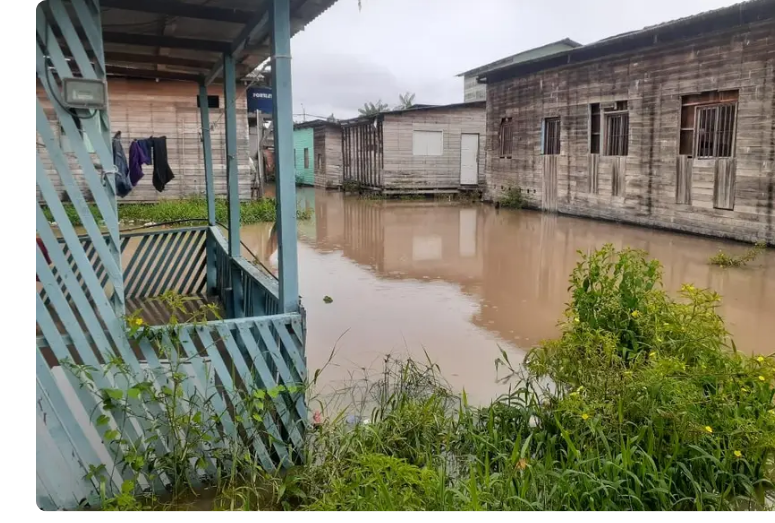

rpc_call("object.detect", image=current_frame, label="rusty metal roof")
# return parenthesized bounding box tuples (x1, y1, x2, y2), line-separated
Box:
(54, 0, 339, 82)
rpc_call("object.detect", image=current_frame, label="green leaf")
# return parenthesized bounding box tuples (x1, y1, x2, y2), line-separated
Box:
(162, 386, 174, 396)
(127, 387, 141, 400)
(252, 389, 267, 400)
(104, 389, 124, 401)
(104, 429, 120, 442)
(121, 479, 135, 494)
(96, 414, 111, 427)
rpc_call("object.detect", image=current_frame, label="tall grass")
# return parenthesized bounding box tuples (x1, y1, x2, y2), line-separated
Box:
(42, 197, 312, 227)
(80, 245, 775, 511)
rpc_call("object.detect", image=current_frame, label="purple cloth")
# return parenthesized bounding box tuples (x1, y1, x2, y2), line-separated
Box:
(129, 139, 151, 186)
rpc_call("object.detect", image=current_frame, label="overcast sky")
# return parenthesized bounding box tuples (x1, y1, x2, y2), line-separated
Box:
(288, 0, 739, 120)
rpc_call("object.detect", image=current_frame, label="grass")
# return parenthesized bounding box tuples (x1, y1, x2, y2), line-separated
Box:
(80, 246, 775, 511)
(42, 197, 313, 227)
(709, 241, 767, 268)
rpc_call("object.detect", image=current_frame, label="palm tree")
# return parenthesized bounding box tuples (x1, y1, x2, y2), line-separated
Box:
(358, 100, 389, 116)
(395, 92, 416, 110)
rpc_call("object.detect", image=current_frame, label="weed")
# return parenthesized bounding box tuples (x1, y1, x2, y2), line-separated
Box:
(497, 187, 524, 209)
(709, 241, 767, 268)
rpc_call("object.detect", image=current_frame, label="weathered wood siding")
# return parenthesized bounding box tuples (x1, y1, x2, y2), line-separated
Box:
(381, 106, 486, 192)
(313, 126, 343, 188)
(485, 18, 775, 244)
(37, 77, 252, 203)
(342, 119, 383, 188)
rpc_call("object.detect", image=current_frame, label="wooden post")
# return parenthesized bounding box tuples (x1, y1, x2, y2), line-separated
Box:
(271, 0, 299, 313)
(198, 83, 217, 294)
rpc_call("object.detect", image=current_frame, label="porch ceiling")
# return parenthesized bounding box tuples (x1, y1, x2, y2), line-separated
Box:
(61, 0, 338, 82)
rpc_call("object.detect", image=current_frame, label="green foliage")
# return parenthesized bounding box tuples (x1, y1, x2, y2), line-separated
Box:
(497, 186, 524, 209)
(358, 100, 389, 117)
(42, 197, 312, 227)
(709, 241, 767, 267)
(395, 92, 416, 111)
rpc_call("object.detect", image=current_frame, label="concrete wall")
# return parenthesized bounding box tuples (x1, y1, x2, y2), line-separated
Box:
(485, 18, 775, 244)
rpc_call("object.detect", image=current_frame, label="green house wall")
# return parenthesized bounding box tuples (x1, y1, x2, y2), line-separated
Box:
(293, 128, 314, 186)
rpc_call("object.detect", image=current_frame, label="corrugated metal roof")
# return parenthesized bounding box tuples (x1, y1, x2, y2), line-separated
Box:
(480, 0, 775, 84)
(457, 38, 581, 78)
(54, 0, 340, 82)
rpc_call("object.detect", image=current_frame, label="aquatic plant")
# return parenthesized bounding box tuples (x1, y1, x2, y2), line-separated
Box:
(709, 241, 767, 268)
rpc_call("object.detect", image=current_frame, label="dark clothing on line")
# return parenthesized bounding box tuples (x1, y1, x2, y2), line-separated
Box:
(129, 139, 151, 186)
(151, 136, 175, 192)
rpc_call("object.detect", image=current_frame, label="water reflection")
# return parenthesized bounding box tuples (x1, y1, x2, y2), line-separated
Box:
(241, 188, 775, 403)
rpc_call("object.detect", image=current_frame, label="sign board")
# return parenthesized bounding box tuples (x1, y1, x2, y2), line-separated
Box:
(247, 87, 273, 114)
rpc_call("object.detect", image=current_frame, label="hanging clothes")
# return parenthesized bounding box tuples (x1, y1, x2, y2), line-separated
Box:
(112, 132, 133, 197)
(150, 136, 175, 192)
(129, 139, 151, 186)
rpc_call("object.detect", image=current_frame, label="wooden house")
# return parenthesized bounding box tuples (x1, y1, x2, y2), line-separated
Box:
(479, 0, 775, 244)
(293, 120, 343, 188)
(341, 102, 486, 195)
(37, 76, 253, 202)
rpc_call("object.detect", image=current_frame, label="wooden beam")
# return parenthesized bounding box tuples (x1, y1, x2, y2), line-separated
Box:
(101, 0, 251, 24)
(204, 9, 270, 85)
(105, 65, 202, 82)
(102, 32, 231, 53)
(104, 51, 216, 70)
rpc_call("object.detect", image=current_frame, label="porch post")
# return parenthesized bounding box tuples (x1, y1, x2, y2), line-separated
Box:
(224, 53, 244, 317)
(271, 0, 300, 313)
(198, 83, 217, 294)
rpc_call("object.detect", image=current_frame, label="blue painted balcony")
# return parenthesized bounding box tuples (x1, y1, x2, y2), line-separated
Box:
(35, 0, 335, 510)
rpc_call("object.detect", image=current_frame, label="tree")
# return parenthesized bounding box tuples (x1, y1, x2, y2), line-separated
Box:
(358, 100, 389, 117)
(395, 92, 416, 110)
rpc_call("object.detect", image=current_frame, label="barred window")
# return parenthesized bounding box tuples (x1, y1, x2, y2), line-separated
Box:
(604, 113, 629, 156)
(543, 117, 560, 155)
(499, 117, 513, 157)
(679, 91, 738, 158)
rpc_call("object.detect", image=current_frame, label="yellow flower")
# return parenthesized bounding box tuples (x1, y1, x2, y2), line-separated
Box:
(574, 317, 580, 323)
(631, 310, 640, 318)
(656, 337, 662, 343)
(741, 387, 748, 393)
(704, 426, 713, 434)
(516, 458, 529, 470)
(649, 352, 656, 358)
(733, 450, 742, 458)
(758, 376, 766, 382)
(757, 356, 765, 363)
(134, 318, 144, 326)
(581, 413, 590, 421)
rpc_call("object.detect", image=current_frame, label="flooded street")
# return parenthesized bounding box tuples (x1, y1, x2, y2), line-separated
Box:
(242, 188, 775, 403)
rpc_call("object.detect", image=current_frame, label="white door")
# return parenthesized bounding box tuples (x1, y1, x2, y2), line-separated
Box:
(460, 133, 479, 185)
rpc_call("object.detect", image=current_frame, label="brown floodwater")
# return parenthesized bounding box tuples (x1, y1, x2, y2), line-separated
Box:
(242, 188, 774, 404)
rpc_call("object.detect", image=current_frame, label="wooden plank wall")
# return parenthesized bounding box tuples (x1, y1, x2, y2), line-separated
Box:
(37, 77, 252, 203)
(342, 119, 383, 188)
(485, 18, 775, 244)
(313, 126, 343, 188)
(381, 106, 486, 192)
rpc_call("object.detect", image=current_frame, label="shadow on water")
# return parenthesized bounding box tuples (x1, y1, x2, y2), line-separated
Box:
(240, 187, 775, 403)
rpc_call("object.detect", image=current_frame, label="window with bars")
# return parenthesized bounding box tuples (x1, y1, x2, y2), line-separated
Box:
(498, 117, 513, 157)
(543, 117, 560, 155)
(604, 113, 629, 156)
(679, 91, 738, 158)
(589, 103, 601, 154)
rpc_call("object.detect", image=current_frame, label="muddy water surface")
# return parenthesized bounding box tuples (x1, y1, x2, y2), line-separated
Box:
(242, 188, 775, 403)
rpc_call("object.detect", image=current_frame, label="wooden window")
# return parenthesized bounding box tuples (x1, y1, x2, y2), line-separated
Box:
(542, 117, 560, 155)
(604, 113, 629, 156)
(499, 117, 513, 157)
(316, 153, 323, 170)
(196, 95, 220, 108)
(679, 91, 738, 157)
(412, 130, 443, 156)
(589, 104, 601, 154)
(303, 148, 309, 168)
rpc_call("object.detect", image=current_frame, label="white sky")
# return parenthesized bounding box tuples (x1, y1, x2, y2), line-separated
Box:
(289, 0, 740, 119)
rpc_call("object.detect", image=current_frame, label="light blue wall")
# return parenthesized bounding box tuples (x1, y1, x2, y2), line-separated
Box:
(293, 128, 314, 186)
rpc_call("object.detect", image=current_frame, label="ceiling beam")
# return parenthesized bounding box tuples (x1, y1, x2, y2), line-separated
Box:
(101, 0, 251, 24)
(103, 32, 231, 53)
(106, 65, 203, 82)
(104, 51, 216, 70)
(204, 9, 270, 85)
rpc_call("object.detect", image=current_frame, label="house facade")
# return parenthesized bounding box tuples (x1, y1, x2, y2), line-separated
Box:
(293, 120, 343, 188)
(342, 102, 486, 194)
(481, 0, 775, 244)
(37, 76, 252, 203)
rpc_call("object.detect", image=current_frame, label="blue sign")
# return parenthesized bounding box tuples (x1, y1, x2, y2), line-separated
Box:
(247, 87, 273, 114)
